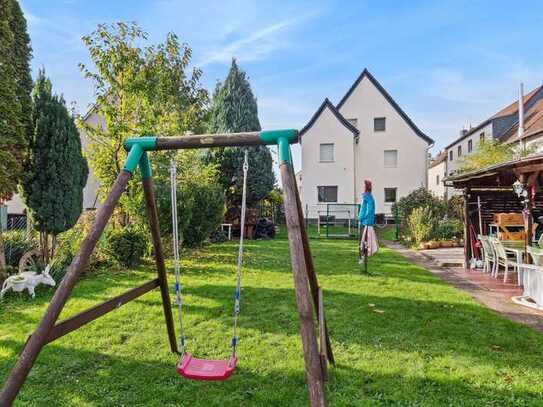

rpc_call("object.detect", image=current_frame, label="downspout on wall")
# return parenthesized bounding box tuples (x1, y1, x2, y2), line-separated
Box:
(353, 135, 359, 203)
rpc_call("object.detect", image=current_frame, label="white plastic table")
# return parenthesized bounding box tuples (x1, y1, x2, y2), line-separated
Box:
(221, 223, 232, 240)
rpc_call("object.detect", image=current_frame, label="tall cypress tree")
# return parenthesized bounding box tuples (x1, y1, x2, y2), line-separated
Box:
(208, 59, 275, 206)
(0, 0, 28, 269)
(23, 71, 89, 259)
(9, 0, 33, 143)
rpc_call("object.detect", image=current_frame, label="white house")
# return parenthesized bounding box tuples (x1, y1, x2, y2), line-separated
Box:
(299, 69, 434, 219)
(428, 151, 447, 198)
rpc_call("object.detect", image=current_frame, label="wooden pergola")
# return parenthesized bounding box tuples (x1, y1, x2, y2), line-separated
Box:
(445, 154, 543, 266)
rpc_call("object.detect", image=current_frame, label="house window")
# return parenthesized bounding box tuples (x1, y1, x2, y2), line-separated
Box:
(468, 139, 473, 153)
(436, 174, 440, 185)
(374, 117, 386, 132)
(480, 132, 485, 142)
(319, 143, 334, 162)
(317, 186, 338, 202)
(384, 188, 397, 203)
(449, 150, 453, 161)
(347, 118, 358, 128)
(457, 145, 462, 157)
(384, 149, 398, 168)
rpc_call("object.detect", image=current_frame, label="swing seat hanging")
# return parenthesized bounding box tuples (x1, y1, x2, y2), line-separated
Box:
(176, 353, 237, 381)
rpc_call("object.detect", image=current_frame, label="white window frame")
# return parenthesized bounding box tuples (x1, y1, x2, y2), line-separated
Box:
(317, 185, 338, 203)
(384, 187, 397, 204)
(384, 149, 398, 168)
(319, 143, 334, 162)
(374, 117, 386, 132)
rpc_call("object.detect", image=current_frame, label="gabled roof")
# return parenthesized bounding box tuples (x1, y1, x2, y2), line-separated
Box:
(299, 98, 360, 137)
(336, 68, 433, 145)
(429, 151, 447, 168)
(445, 84, 543, 149)
(502, 96, 543, 144)
(492, 85, 543, 118)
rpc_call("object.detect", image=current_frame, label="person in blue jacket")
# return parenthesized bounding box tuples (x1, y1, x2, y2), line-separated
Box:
(358, 180, 375, 226)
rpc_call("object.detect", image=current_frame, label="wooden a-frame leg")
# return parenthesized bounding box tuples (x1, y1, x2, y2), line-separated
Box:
(142, 176, 178, 354)
(292, 171, 335, 366)
(280, 161, 327, 407)
(0, 170, 132, 407)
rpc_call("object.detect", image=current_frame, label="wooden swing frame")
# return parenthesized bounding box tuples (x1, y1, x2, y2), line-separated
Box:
(0, 130, 334, 407)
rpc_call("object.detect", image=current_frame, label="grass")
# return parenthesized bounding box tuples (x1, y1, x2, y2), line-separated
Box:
(1, 229, 543, 406)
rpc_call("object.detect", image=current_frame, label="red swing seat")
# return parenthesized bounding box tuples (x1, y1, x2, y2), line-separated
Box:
(176, 353, 237, 381)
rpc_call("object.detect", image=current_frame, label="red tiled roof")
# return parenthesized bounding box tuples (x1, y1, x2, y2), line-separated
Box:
(503, 97, 543, 143)
(429, 151, 447, 168)
(492, 85, 543, 118)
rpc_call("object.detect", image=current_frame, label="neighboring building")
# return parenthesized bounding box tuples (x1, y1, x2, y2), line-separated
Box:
(502, 96, 543, 151)
(428, 151, 447, 198)
(442, 84, 543, 196)
(300, 69, 434, 219)
(4, 106, 102, 216)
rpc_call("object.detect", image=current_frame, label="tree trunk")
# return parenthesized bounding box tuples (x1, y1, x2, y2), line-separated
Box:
(0, 231, 6, 271)
(50, 234, 57, 260)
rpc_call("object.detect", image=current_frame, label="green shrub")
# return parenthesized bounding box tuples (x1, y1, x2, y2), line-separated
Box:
(183, 183, 225, 247)
(435, 218, 463, 240)
(105, 228, 147, 267)
(52, 211, 110, 281)
(393, 187, 447, 225)
(407, 207, 436, 245)
(209, 229, 228, 244)
(153, 151, 226, 249)
(3, 230, 37, 268)
(446, 195, 464, 221)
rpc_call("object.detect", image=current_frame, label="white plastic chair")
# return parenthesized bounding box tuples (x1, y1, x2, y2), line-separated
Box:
(490, 237, 518, 283)
(478, 235, 495, 273)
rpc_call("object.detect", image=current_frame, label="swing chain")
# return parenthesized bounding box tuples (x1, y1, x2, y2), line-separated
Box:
(170, 159, 186, 355)
(231, 149, 249, 357)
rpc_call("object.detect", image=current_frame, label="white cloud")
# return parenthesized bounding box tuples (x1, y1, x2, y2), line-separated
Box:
(197, 11, 320, 66)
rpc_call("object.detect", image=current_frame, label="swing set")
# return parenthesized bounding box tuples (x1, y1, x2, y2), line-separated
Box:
(0, 130, 334, 407)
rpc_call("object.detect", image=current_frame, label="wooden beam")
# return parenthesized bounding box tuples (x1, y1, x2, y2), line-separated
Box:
(318, 288, 328, 382)
(463, 188, 471, 268)
(155, 131, 297, 151)
(0, 170, 131, 407)
(292, 171, 335, 366)
(142, 177, 178, 354)
(46, 279, 159, 343)
(513, 163, 543, 174)
(280, 161, 327, 407)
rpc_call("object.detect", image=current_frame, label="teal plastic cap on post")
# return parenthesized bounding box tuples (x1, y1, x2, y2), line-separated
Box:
(123, 144, 143, 174)
(123, 136, 157, 152)
(139, 152, 152, 179)
(259, 129, 298, 164)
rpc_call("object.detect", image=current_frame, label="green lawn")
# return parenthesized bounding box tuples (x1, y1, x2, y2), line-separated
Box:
(1, 230, 543, 406)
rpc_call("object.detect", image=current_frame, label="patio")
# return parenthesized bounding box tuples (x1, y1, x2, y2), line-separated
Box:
(444, 154, 543, 314)
(386, 242, 543, 332)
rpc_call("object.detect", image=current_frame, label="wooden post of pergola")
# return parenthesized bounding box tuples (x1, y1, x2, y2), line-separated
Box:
(463, 187, 471, 268)
(0, 130, 333, 407)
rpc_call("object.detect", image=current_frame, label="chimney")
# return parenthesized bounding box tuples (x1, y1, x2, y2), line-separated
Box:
(459, 128, 468, 137)
(518, 83, 525, 148)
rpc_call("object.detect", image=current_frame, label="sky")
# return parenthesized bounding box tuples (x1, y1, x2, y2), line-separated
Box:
(20, 0, 543, 172)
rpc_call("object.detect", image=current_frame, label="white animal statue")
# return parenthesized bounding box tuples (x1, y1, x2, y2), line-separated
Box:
(1, 265, 56, 299)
